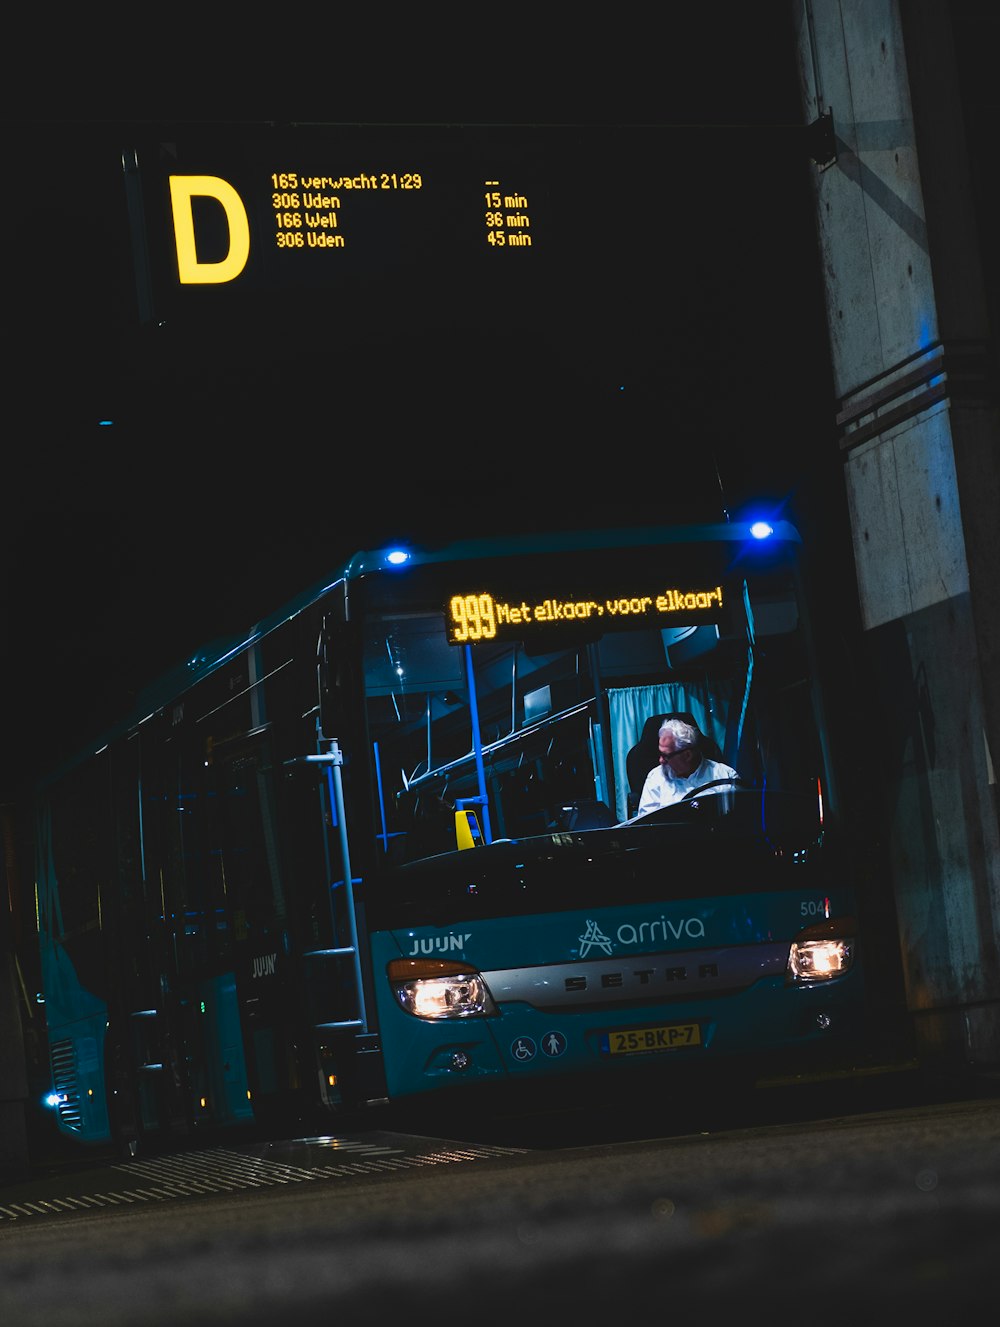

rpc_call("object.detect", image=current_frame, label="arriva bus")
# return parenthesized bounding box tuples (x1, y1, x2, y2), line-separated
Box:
(34, 520, 866, 1152)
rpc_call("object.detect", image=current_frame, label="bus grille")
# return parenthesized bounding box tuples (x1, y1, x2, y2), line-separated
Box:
(50, 1039, 84, 1131)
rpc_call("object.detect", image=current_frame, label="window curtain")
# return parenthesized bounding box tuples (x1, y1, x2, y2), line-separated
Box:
(607, 684, 733, 821)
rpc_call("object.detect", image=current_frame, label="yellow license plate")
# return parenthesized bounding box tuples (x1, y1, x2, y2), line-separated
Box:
(604, 1023, 702, 1055)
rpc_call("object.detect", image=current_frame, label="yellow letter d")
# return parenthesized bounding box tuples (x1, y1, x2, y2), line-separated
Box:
(169, 175, 250, 284)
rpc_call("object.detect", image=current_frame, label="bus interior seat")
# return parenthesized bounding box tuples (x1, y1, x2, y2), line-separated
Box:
(625, 712, 723, 815)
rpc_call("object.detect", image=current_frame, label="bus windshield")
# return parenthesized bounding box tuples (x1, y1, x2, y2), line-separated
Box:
(357, 529, 822, 865)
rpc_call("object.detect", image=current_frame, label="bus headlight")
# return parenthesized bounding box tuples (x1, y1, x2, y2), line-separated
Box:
(387, 958, 498, 1019)
(787, 917, 856, 983)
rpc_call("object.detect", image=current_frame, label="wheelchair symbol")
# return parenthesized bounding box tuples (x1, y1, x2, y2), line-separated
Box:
(511, 1037, 537, 1062)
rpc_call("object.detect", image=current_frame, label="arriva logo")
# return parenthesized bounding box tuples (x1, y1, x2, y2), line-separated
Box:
(406, 934, 472, 957)
(578, 915, 706, 956)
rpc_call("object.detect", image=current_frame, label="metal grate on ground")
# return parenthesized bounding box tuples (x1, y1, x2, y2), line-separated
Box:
(0, 1135, 526, 1223)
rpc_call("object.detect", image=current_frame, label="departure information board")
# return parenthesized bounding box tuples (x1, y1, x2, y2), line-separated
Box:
(124, 125, 680, 406)
(157, 148, 544, 287)
(129, 128, 601, 307)
(121, 121, 785, 490)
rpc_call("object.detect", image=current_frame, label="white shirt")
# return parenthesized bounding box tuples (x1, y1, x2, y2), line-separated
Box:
(637, 756, 740, 816)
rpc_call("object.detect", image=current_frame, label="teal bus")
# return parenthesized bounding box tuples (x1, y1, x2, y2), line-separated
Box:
(34, 519, 866, 1152)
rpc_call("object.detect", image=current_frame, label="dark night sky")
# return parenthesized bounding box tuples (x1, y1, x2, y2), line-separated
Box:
(0, 8, 854, 799)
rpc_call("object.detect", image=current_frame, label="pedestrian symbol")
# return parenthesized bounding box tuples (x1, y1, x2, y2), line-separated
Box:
(541, 1031, 567, 1057)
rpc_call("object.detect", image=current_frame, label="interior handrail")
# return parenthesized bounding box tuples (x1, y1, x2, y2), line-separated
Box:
(405, 698, 595, 791)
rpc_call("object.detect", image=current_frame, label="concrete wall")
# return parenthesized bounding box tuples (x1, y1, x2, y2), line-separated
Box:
(793, 0, 1000, 1069)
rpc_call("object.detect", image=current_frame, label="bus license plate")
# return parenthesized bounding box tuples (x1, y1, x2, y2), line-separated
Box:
(604, 1023, 701, 1055)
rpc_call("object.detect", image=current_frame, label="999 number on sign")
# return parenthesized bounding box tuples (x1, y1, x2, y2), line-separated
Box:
(448, 594, 497, 642)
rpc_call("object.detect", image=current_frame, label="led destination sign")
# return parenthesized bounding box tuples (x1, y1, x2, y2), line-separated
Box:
(446, 584, 727, 645)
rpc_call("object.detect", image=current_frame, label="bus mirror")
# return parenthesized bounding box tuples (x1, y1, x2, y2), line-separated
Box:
(318, 625, 349, 739)
(455, 809, 483, 850)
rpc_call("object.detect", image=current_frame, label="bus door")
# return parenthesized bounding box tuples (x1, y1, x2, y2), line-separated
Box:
(303, 620, 389, 1110)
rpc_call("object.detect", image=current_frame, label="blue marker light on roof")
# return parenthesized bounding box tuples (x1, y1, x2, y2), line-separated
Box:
(750, 521, 774, 540)
(386, 549, 411, 566)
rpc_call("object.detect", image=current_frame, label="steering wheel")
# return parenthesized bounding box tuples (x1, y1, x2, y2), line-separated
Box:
(679, 778, 745, 802)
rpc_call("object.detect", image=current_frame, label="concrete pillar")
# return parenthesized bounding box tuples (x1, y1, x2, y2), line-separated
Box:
(792, 0, 1000, 1070)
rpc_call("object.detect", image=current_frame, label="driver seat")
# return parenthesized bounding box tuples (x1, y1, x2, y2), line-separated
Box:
(625, 712, 723, 816)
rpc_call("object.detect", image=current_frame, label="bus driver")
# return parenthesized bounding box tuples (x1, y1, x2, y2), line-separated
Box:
(637, 717, 740, 815)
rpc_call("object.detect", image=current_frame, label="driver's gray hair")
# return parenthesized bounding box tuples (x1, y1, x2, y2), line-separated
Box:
(659, 718, 699, 749)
